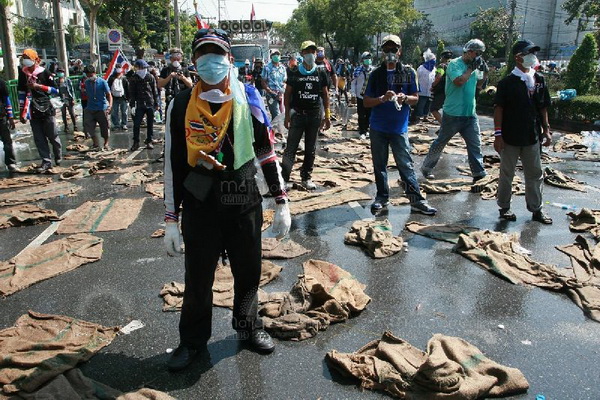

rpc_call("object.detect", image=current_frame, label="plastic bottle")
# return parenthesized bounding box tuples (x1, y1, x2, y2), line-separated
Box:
(546, 201, 578, 210)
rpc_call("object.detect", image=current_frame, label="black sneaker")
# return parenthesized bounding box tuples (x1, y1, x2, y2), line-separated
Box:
(411, 202, 437, 215)
(37, 162, 52, 174)
(238, 329, 275, 353)
(532, 210, 553, 224)
(371, 199, 390, 211)
(167, 345, 204, 372)
(130, 142, 140, 152)
(499, 208, 516, 221)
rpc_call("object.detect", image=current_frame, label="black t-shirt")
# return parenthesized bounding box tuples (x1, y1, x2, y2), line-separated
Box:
(494, 73, 551, 146)
(252, 68, 263, 88)
(287, 68, 328, 111)
(17, 68, 56, 119)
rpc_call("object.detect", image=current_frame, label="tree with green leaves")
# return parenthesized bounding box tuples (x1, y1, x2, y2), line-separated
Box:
(469, 7, 516, 59)
(563, 0, 600, 24)
(436, 39, 445, 58)
(400, 13, 436, 65)
(564, 33, 598, 95)
(0, 0, 18, 78)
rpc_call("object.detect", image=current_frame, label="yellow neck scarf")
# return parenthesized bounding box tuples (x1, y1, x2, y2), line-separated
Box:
(184, 84, 233, 167)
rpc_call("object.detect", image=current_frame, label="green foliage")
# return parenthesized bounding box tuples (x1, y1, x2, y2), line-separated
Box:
(469, 7, 516, 58)
(436, 40, 445, 58)
(551, 95, 600, 122)
(501, 39, 520, 78)
(278, 0, 419, 59)
(410, 45, 421, 67)
(400, 13, 436, 65)
(66, 25, 88, 53)
(564, 33, 598, 95)
(562, 0, 600, 24)
(13, 17, 55, 48)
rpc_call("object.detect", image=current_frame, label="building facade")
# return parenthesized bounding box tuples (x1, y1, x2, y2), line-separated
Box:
(414, 0, 595, 59)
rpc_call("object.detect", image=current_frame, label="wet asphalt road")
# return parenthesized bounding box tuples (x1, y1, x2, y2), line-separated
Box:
(1, 110, 600, 400)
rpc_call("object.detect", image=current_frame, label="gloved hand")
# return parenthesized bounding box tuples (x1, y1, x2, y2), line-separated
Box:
(271, 202, 291, 239)
(471, 56, 483, 70)
(164, 221, 183, 256)
(130, 105, 136, 118)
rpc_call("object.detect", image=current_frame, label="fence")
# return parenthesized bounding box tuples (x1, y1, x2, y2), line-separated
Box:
(6, 75, 83, 115)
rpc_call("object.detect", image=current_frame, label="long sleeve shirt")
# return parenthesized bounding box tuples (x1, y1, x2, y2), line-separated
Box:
(128, 73, 159, 108)
(0, 80, 14, 119)
(17, 67, 58, 120)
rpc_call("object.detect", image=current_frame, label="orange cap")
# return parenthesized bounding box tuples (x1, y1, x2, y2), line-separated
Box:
(22, 48, 40, 62)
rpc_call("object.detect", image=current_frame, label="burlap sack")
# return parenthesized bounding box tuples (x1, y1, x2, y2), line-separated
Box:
(290, 188, 370, 215)
(0, 205, 59, 230)
(344, 219, 403, 258)
(405, 222, 479, 244)
(0, 177, 52, 189)
(261, 238, 310, 259)
(326, 331, 529, 399)
(56, 198, 145, 234)
(0, 233, 103, 296)
(112, 170, 162, 187)
(567, 208, 600, 240)
(544, 167, 587, 192)
(0, 311, 119, 394)
(0, 182, 81, 206)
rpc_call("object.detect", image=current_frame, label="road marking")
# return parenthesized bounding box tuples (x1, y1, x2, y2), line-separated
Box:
(585, 185, 600, 193)
(348, 201, 372, 220)
(16, 209, 75, 257)
(125, 148, 144, 161)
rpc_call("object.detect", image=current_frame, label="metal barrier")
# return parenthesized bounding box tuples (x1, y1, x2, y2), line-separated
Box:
(6, 75, 83, 115)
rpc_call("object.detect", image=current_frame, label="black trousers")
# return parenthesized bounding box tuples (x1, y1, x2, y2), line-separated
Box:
(0, 117, 16, 166)
(357, 97, 371, 135)
(281, 110, 320, 181)
(179, 192, 263, 348)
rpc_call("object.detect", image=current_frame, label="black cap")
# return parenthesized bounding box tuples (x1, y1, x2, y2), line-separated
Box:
(84, 64, 96, 74)
(512, 40, 540, 55)
(192, 28, 231, 54)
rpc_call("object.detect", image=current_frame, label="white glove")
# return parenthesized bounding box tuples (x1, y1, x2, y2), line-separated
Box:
(130, 106, 136, 117)
(271, 203, 291, 239)
(164, 221, 183, 256)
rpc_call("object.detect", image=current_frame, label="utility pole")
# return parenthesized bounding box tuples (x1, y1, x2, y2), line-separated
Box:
(166, 0, 172, 49)
(52, 0, 69, 76)
(0, 1, 18, 79)
(218, 0, 221, 22)
(546, 0, 559, 59)
(174, 0, 181, 49)
(505, 0, 517, 60)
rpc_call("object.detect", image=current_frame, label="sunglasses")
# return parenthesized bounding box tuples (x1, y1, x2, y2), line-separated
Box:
(382, 47, 400, 53)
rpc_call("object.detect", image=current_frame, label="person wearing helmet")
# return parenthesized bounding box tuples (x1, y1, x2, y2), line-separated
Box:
(493, 39, 552, 224)
(430, 49, 454, 127)
(352, 51, 375, 139)
(421, 38, 488, 184)
(362, 35, 437, 215)
(163, 28, 290, 371)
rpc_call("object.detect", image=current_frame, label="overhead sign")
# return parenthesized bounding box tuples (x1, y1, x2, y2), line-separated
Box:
(107, 29, 122, 51)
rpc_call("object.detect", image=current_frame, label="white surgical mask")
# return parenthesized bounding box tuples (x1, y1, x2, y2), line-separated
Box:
(115, 68, 122, 73)
(136, 69, 147, 79)
(22, 59, 35, 67)
(303, 53, 316, 66)
(171, 61, 181, 69)
(199, 88, 234, 103)
(521, 53, 538, 69)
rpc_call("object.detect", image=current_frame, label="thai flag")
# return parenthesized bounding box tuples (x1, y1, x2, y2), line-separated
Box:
(250, 4, 256, 22)
(103, 49, 131, 80)
(190, 121, 205, 133)
(195, 12, 210, 29)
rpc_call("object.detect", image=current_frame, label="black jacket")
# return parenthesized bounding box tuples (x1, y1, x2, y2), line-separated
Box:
(128, 73, 159, 108)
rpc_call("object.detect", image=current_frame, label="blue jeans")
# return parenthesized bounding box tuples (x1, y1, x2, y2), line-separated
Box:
(133, 105, 154, 144)
(421, 114, 486, 178)
(370, 129, 425, 204)
(266, 92, 281, 120)
(111, 97, 128, 127)
(414, 95, 431, 118)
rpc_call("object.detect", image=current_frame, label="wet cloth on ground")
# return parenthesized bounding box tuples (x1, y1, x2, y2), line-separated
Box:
(0, 311, 118, 394)
(567, 208, 600, 240)
(0, 233, 103, 296)
(0, 205, 59, 229)
(259, 259, 371, 341)
(113, 170, 162, 187)
(262, 209, 275, 231)
(159, 260, 283, 311)
(0, 177, 53, 189)
(344, 219, 403, 258)
(325, 331, 529, 399)
(420, 178, 472, 194)
(56, 198, 145, 234)
(8, 368, 176, 400)
(543, 167, 586, 192)
(405, 221, 479, 244)
(453, 230, 600, 322)
(290, 188, 371, 215)
(261, 238, 310, 259)
(0, 182, 81, 206)
(145, 182, 164, 199)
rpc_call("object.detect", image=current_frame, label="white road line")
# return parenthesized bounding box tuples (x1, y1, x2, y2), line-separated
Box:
(585, 185, 600, 193)
(125, 148, 144, 161)
(348, 201, 372, 220)
(16, 209, 75, 257)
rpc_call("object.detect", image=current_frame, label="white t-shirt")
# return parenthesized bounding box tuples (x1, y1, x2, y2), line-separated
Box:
(417, 65, 436, 98)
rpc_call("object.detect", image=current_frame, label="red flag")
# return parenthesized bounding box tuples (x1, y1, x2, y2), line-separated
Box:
(250, 4, 255, 22)
(195, 12, 210, 29)
(103, 49, 130, 80)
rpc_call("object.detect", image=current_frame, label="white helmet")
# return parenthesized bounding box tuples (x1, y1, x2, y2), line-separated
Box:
(463, 39, 486, 53)
(361, 51, 372, 59)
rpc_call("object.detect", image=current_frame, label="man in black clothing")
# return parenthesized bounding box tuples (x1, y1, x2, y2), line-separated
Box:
(17, 48, 61, 172)
(0, 78, 17, 172)
(129, 59, 160, 150)
(430, 50, 453, 127)
(251, 59, 264, 94)
(238, 59, 252, 83)
(163, 28, 291, 372)
(159, 48, 193, 108)
(282, 40, 331, 190)
(494, 39, 552, 224)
